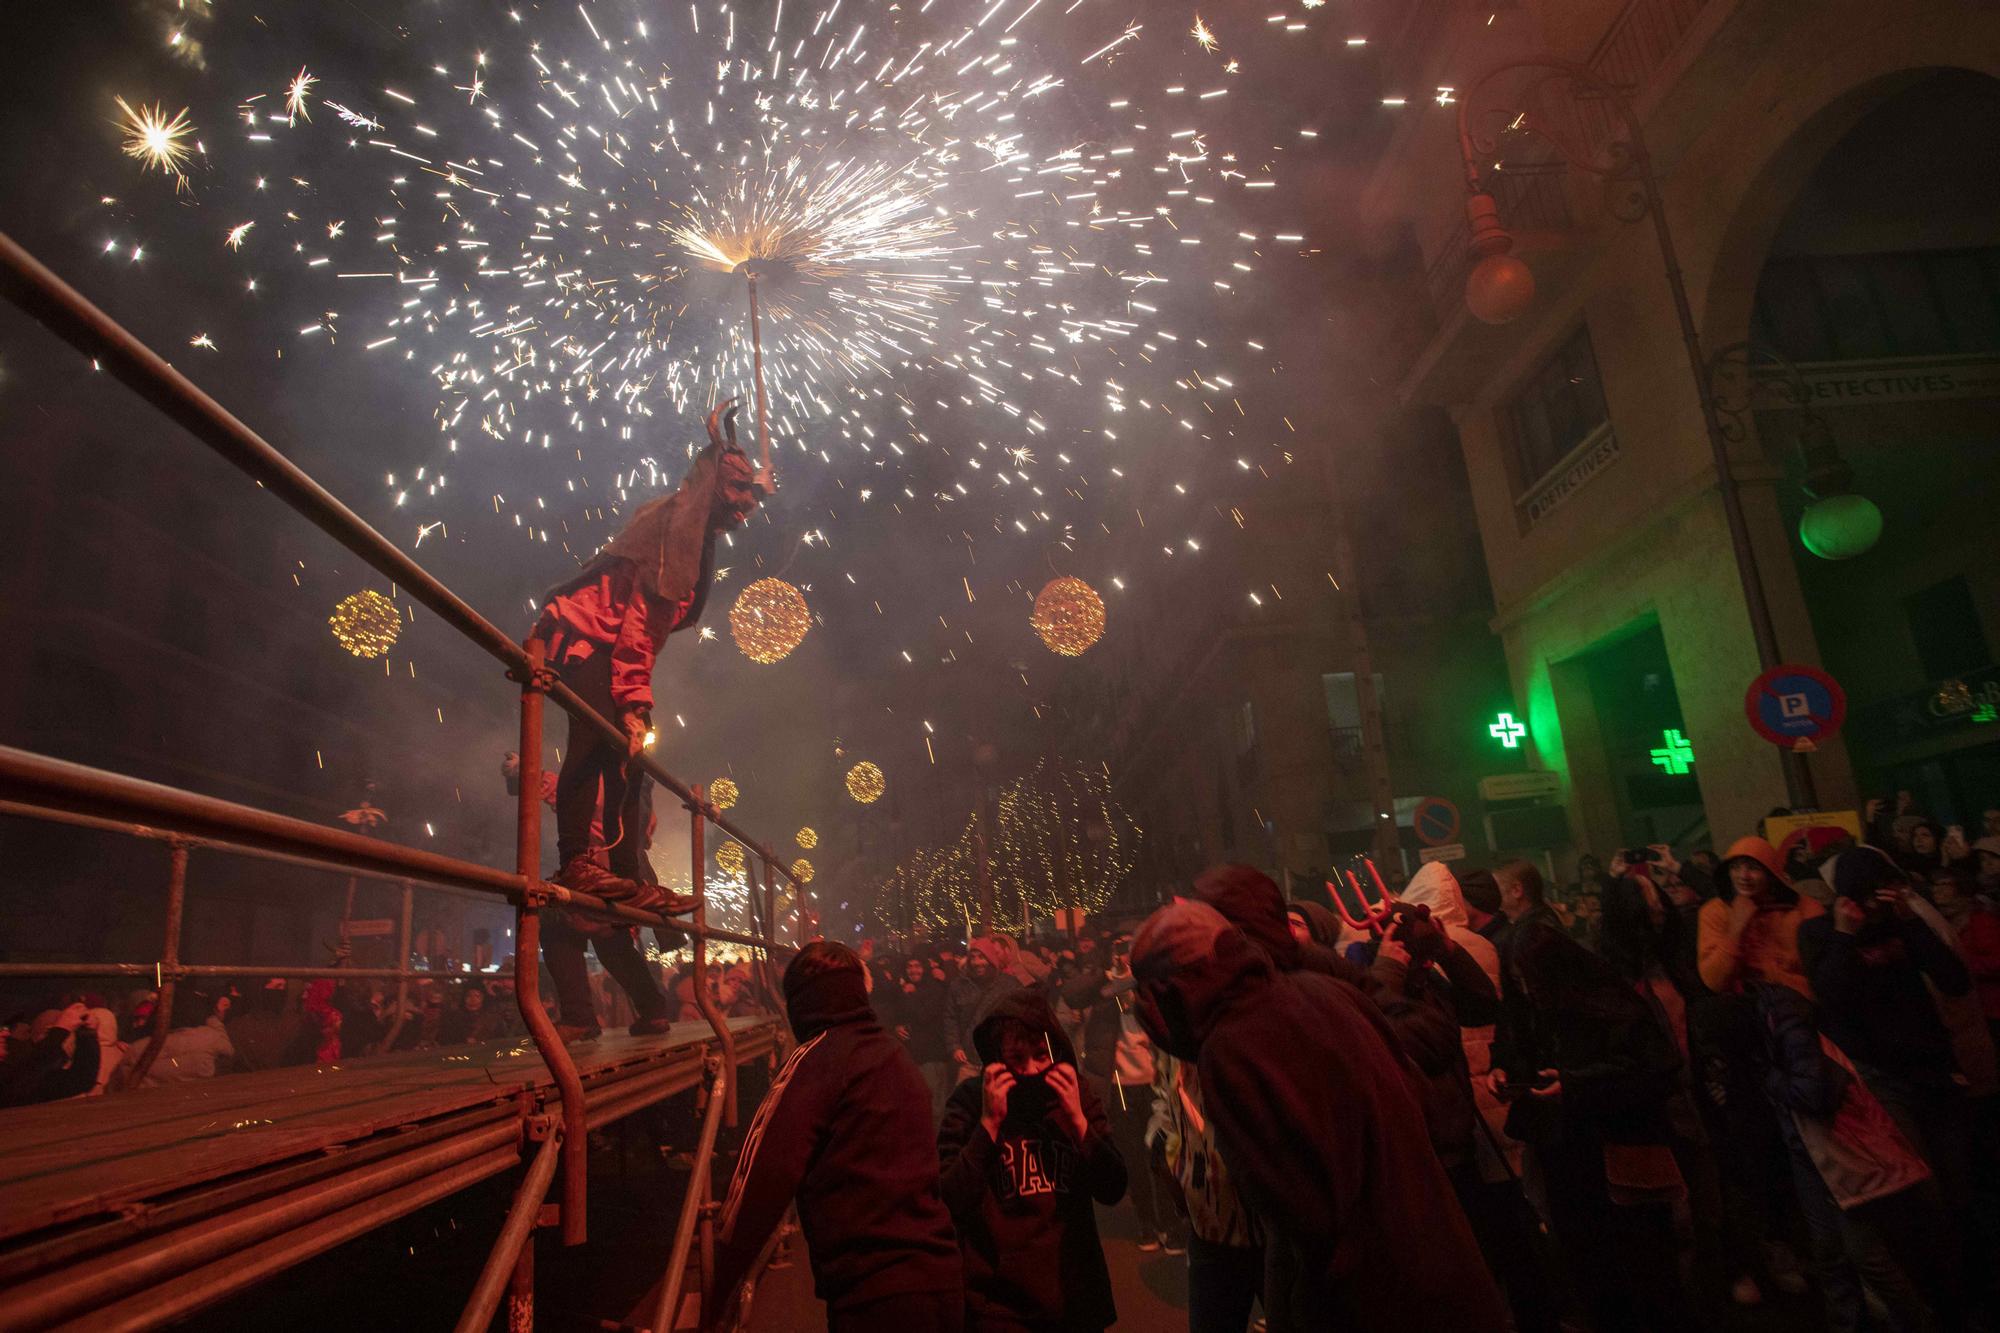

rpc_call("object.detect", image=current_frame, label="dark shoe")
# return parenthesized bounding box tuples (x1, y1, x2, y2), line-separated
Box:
(553, 856, 643, 899)
(629, 1016, 675, 1037)
(554, 1022, 602, 1044)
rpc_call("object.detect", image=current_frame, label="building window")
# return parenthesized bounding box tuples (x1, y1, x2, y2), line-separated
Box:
(1904, 576, 1991, 681)
(1503, 326, 1613, 493)
(1754, 247, 2000, 361)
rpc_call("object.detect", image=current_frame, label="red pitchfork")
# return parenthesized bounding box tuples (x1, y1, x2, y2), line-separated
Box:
(1330, 858, 1397, 934)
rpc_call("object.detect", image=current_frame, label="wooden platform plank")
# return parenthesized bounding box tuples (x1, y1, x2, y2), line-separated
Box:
(0, 1018, 773, 1245)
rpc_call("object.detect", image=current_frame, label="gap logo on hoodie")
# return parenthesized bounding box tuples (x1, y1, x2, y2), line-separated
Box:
(998, 1135, 1079, 1200)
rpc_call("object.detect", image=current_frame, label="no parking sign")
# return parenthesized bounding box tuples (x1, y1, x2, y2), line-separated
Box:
(1745, 664, 1846, 751)
(1413, 796, 1461, 847)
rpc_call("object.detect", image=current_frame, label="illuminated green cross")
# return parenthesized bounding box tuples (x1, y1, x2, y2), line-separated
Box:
(1488, 713, 1526, 749)
(1650, 729, 1696, 775)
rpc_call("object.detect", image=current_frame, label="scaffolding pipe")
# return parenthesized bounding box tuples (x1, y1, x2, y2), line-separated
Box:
(455, 1125, 563, 1333)
(652, 1064, 730, 1333)
(0, 1123, 518, 1332)
(123, 840, 187, 1089)
(0, 229, 806, 899)
(686, 787, 739, 1130)
(513, 638, 589, 1248)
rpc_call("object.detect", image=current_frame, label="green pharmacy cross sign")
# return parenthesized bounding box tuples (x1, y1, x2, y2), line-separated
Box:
(1488, 713, 1527, 749)
(1650, 729, 1696, 775)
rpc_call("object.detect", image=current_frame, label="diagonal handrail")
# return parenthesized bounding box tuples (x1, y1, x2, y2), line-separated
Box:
(0, 229, 804, 897)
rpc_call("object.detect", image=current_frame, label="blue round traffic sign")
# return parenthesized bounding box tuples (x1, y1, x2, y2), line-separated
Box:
(1413, 796, 1460, 847)
(1745, 664, 1846, 747)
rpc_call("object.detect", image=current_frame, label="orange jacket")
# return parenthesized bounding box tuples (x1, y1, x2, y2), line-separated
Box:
(1698, 837, 1823, 998)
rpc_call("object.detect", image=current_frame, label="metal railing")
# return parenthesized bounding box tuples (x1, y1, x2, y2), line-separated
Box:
(0, 228, 801, 1330)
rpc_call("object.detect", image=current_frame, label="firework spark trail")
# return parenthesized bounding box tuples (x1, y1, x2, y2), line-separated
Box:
(102, 0, 1343, 679)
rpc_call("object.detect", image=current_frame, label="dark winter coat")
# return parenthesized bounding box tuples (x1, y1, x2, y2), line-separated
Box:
(937, 986, 1127, 1332)
(0, 1027, 99, 1107)
(1131, 901, 1509, 1332)
(1799, 911, 1970, 1090)
(888, 974, 951, 1063)
(1509, 926, 1682, 1148)
(711, 960, 963, 1315)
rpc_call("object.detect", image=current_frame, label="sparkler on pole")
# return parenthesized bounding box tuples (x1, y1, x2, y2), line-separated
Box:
(733, 256, 782, 492)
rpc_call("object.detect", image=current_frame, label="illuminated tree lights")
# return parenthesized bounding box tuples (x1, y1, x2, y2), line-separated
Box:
(791, 857, 816, 884)
(845, 761, 886, 804)
(796, 827, 818, 849)
(871, 759, 1141, 934)
(729, 578, 812, 664)
(1030, 577, 1106, 657)
(710, 777, 740, 810)
(328, 589, 401, 658)
(714, 840, 747, 875)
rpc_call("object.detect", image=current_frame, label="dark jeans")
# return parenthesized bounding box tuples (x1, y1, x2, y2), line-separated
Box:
(554, 650, 649, 878)
(1789, 1146, 1941, 1333)
(1187, 1234, 1261, 1333)
(1106, 1081, 1162, 1234)
(1539, 1140, 1698, 1333)
(830, 1289, 964, 1333)
(544, 916, 668, 1028)
(1450, 1165, 1564, 1333)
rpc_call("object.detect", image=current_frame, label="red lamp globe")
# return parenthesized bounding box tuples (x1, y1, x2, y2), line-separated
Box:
(1466, 253, 1537, 325)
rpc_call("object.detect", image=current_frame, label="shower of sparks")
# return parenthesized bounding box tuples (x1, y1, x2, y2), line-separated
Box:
(114, 96, 195, 180)
(284, 67, 316, 124)
(92, 0, 1365, 759)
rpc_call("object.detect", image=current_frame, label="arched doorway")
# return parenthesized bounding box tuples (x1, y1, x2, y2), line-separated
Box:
(1738, 70, 2000, 823)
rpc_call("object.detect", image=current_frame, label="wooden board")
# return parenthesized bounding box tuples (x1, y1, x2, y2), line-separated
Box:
(0, 1018, 774, 1246)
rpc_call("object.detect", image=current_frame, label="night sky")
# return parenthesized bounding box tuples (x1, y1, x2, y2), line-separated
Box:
(0, 0, 1391, 909)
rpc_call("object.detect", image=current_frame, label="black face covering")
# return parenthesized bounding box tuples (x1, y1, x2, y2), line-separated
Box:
(1005, 1069, 1056, 1123)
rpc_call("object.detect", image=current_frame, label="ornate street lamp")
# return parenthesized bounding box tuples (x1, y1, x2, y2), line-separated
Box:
(1453, 59, 1813, 805)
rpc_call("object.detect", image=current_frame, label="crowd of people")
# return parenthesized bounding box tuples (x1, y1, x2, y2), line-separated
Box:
(706, 797, 2000, 1333)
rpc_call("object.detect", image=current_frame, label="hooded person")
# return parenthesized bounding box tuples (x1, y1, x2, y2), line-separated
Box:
(1130, 899, 1509, 1333)
(1193, 864, 1370, 990)
(1697, 836, 1823, 998)
(532, 402, 761, 906)
(1401, 863, 1502, 992)
(709, 942, 964, 1333)
(946, 936, 1013, 1075)
(936, 984, 1127, 1332)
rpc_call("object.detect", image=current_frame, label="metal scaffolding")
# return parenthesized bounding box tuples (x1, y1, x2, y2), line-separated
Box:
(0, 229, 802, 1331)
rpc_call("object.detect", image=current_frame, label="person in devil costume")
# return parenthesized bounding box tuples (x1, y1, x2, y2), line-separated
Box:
(528, 401, 762, 1028)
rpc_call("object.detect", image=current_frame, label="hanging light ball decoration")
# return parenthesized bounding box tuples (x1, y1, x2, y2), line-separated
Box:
(1463, 192, 1537, 325)
(1799, 493, 1883, 560)
(1030, 576, 1106, 657)
(790, 857, 816, 885)
(796, 827, 818, 850)
(710, 777, 739, 810)
(845, 761, 885, 804)
(714, 840, 746, 876)
(328, 590, 401, 658)
(729, 578, 812, 664)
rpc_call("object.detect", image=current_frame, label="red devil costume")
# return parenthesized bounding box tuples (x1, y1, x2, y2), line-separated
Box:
(529, 403, 758, 1036)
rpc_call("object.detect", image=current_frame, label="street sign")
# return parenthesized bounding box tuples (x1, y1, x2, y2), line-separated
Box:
(343, 918, 395, 938)
(1478, 771, 1562, 803)
(1417, 843, 1466, 865)
(1746, 664, 1847, 749)
(1413, 796, 1461, 847)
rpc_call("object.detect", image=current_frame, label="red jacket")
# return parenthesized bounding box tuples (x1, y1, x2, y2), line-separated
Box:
(533, 560, 690, 712)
